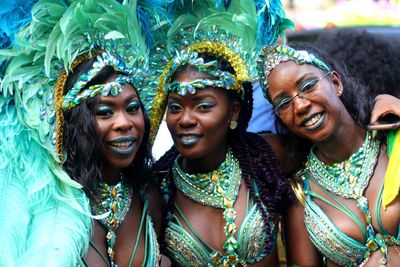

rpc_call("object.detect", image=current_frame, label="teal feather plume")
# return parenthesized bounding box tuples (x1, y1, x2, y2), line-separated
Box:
(0, 98, 91, 266)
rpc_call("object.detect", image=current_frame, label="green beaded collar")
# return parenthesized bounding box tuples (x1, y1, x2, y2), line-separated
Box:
(305, 131, 380, 199)
(172, 148, 243, 266)
(172, 148, 241, 208)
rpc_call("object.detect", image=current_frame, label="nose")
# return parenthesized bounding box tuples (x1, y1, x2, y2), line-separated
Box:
(178, 108, 197, 129)
(292, 95, 311, 116)
(113, 111, 133, 131)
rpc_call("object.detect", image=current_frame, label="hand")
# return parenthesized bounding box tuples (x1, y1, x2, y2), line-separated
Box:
(368, 94, 400, 130)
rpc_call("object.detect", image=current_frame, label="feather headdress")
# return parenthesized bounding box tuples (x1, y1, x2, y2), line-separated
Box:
(148, 0, 293, 143)
(0, 0, 162, 265)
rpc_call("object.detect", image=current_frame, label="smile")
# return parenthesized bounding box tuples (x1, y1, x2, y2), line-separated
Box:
(108, 136, 137, 156)
(177, 134, 201, 146)
(302, 112, 325, 131)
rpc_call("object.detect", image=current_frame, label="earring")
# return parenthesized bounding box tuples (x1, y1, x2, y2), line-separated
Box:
(229, 121, 237, 130)
(337, 90, 342, 96)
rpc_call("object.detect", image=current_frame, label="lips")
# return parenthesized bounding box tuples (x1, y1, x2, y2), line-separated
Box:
(301, 112, 325, 131)
(108, 136, 137, 156)
(177, 133, 202, 146)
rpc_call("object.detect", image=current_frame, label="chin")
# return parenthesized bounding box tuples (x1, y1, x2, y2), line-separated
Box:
(177, 147, 203, 161)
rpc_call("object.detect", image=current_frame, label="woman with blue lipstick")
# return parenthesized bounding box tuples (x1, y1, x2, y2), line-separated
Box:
(0, 0, 162, 266)
(62, 55, 160, 267)
(257, 43, 400, 266)
(149, 0, 295, 266)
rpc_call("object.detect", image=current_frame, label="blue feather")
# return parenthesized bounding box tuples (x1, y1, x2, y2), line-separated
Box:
(215, 0, 232, 9)
(137, 0, 165, 47)
(257, 0, 293, 46)
(0, 0, 37, 49)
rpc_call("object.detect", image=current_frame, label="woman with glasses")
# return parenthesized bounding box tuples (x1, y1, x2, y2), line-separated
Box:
(257, 43, 400, 266)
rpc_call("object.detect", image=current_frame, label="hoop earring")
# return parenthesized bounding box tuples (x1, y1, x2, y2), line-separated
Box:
(229, 121, 237, 130)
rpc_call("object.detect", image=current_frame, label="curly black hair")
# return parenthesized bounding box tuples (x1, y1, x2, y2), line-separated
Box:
(315, 28, 400, 98)
(62, 57, 153, 197)
(154, 53, 295, 252)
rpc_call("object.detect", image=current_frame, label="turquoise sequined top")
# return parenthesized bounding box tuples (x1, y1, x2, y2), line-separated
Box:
(83, 199, 160, 267)
(164, 194, 276, 266)
(297, 171, 400, 266)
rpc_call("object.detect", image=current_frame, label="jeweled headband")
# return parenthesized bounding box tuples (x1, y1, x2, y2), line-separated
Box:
(62, 52, 136, 110)
(257, 44, 331, 100)
(162, 41, 250, 96)
(149, 41, 250, 143)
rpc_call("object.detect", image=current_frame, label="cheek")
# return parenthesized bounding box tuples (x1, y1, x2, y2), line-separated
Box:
(134, 114, 146, 139)
(166, 113, 178, 132)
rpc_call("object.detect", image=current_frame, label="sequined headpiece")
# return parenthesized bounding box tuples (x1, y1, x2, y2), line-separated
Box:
(257, 44, 331, 100)
(148, 0, 294, 143)
(62, 52, 139, 110)
(0, 0, 162, 161)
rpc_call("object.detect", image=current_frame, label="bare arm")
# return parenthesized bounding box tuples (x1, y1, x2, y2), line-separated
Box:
(284, 201, 322, 267)
(368, 94, 400, 130)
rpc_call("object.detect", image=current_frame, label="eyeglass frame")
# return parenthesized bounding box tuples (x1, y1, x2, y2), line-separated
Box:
(272, 71, 332, 117)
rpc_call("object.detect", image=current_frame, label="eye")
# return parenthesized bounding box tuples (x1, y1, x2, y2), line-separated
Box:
(95, 106, 113, 116)
(276, 97, 292, 110)
(127, 101, 141, 113)
(196, 102, 215, 111)
(167, 102, 182, 113)
(299, 78, 319, 93)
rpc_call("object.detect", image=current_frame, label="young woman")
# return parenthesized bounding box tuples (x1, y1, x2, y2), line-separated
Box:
(257, 43, 400, 266)
(0, 0, 163, 265)
(152, 46, 294, 266)
(61, 55, 159, 267)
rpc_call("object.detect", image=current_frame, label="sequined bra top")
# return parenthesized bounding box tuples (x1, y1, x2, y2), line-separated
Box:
(296, 171, 400, 266)
(164, 196, 276, 266)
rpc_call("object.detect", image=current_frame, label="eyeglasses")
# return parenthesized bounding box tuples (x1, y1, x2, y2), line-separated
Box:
(272, 72, 331, 117)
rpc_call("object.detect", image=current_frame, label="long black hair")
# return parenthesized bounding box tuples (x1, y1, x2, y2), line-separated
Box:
(62, 57, 153, 196)
(154, 52, 295, 252)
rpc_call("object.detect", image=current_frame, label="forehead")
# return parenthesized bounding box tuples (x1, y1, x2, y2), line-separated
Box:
(168, 86, 228, 101)
(174, 68, 212, 82)
(271, 61, 321, 79)
(267, 61, 324, 98)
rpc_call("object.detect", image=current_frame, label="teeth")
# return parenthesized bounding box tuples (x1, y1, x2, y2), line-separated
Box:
(304, 114, 322, 127)
(181, 136, 198, 141)
(110, 141, 132, 147)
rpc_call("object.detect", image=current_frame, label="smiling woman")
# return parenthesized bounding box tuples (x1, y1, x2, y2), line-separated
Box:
(257, 43, 400, 266)
(0, 0, 163, 265)
(62, 56, 159, 267)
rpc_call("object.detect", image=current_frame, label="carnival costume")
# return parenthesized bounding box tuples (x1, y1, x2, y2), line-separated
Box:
(257, 44, 400, 266)
(0, 0, 162, 266)
(149, 0, 293, 266)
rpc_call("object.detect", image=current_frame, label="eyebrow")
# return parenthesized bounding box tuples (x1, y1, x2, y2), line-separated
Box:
(192, 94, 216, 101)
(168, 93, 216, 102)
(272, 73, 314, 102)
(98, 94, 139, 105)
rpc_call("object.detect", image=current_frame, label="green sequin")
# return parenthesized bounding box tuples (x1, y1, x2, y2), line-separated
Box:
(173, 148, 242, 266)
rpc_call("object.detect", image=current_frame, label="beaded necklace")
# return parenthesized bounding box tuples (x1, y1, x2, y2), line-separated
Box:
(305, 131, 392, 264)
(306, 131, 380, 199)
(90, 178, 133, 267)
(172, 148, 242, 266)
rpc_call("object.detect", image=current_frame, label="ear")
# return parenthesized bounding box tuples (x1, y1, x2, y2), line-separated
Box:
(230, 101, 241, 122)
(330, 71, 343, 96)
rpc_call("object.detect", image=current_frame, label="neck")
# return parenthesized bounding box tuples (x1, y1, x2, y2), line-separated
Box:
(101, 166, 122, 185)
(181, 143, 229, 174)
(315, 119, 366, 165)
